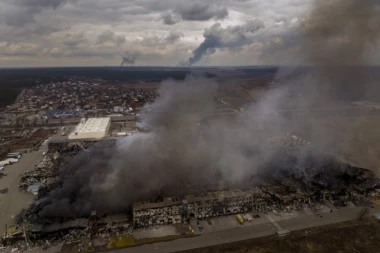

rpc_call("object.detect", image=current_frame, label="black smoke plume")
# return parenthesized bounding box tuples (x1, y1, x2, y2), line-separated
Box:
(267, 0, 380, 166)
(182, 20, 264, 66)
(35, 0, 380, 219)
(121, 52, 139, 66)
(36, 74, 286, 218)
(299, 0, 380, 101)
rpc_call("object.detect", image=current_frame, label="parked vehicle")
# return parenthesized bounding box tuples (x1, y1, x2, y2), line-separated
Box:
(7, 153, 22, 159)
(244, 214, 253, 222)
(0, 160, 10, 166)
(8, 152, 21, 156)
(236, 214, 244, 224)
(7, 158, 19, 164)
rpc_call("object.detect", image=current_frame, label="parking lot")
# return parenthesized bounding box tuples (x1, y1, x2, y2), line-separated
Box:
(189, 213, 270, 234)
(132, 202, 363, 241)
(133, 225, 179, 240)
(38, 126, 76, 153)
(50, 126, 75, 141)
(0, 151, 44, 234)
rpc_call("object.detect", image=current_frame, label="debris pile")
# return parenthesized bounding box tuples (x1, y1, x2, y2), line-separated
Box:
(2, 137, 380, 251)
(132, 161, 380, 227)
(1, 213, 131, 252)
(19, 153, 58, 194)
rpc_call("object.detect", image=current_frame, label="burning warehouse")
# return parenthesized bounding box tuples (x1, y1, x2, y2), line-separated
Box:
(133, 188, 267, 228)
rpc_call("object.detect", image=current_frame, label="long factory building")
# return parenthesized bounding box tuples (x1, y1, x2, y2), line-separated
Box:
(133, 188, 268, 227)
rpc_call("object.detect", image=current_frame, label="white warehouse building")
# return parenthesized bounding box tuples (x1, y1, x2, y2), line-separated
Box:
(68, 117, 111, 140)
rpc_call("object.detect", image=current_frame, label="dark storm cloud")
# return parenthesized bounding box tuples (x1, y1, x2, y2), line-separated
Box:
(139, 31, 183, 48)
(62, 32, 85, 47)
(0, 0, 350, 66)
(161, 1, 228, 25)
(174, 1, 228, 21)
(96, 30, 126, 46)
(4, 0, 73, 26)
(12, 0, 73, 8)
(162, 12, 180, 25)
(165, 31, 184, 44)
(182, 20, 265, 66)
(139, 36, 162, 48)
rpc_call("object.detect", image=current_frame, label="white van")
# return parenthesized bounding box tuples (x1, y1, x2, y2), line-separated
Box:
(244, 214, 253, 222)
(0, 160, 10, 166)
(7, 158, 19, 163)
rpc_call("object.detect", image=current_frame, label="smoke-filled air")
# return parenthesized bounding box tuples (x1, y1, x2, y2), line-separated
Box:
(36, 0, 380, 218)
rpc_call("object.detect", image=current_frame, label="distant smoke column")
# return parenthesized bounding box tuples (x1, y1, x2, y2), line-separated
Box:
(121, 52, 139, 66)
(183, 20, 264, 66)
(187, 38, 219, 66)
(121, 56, 136, 66)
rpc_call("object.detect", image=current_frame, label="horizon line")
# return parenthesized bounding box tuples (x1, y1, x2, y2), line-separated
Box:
(0, 65, 279, 69)
(1, 64, 379, 69)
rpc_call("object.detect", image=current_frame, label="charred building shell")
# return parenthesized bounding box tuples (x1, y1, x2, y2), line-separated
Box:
(133, 188, 267, 227)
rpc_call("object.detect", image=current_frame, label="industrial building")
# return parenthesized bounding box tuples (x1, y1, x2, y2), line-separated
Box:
(68, 117, 111, 140)
(133, 188, 268, 227)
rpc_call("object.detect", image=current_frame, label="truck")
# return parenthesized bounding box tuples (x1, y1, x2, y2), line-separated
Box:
(6, 158, 18, 164)
(8, 152, 21, 156)
(0, 160, 10, 166)
(7, 154, 21, 159)
(7, 152, 22, 159)
(236, 214, 244, 225)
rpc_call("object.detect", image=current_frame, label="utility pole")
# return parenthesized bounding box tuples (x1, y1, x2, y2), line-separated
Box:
(22, 222, 30, 248)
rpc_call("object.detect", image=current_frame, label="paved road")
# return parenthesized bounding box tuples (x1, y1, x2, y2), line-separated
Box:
(116, 205, 380, 253)
(0, 151, 44, 234)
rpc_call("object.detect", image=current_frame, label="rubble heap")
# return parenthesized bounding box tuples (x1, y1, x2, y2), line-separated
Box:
(3, 139, 380, 250)
(1, 213, 131, 251)
(19, 153, 59, 194)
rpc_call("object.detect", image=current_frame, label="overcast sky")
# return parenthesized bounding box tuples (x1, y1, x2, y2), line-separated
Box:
(0, 0, 315, 67)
